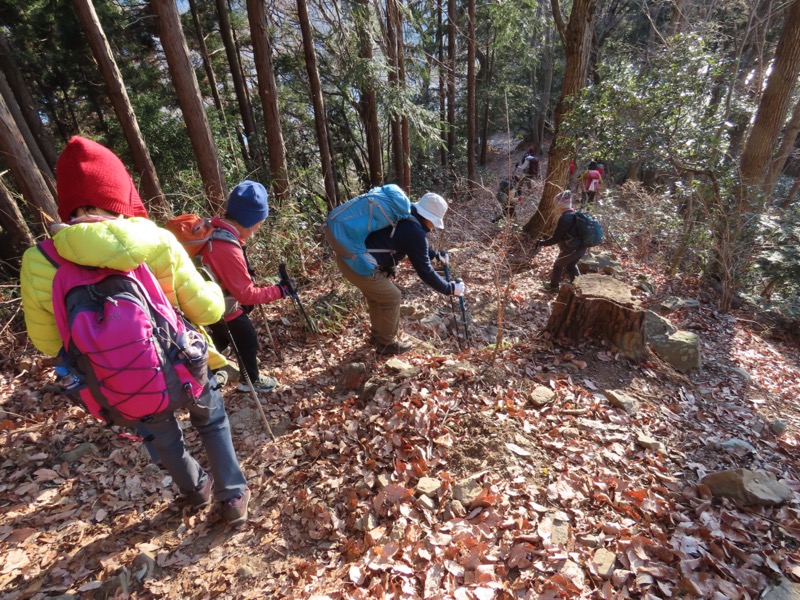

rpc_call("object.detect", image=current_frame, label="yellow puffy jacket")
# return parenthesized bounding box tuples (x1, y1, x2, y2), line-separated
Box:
(20, 217, 229, 369)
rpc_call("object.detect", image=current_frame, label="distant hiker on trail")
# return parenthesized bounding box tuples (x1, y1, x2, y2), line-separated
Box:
(534, 190, 587, 291)
(493, 178, 522, 223)
(515, 151, 540, 192)
(189, 181, 296, 394)
(581, 161, 603, 206)
(328, 190, 465, 357)
(19, 136, 251, 526)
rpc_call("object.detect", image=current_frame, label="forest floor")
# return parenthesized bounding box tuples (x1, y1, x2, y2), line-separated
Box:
(1, 143, 800, 599)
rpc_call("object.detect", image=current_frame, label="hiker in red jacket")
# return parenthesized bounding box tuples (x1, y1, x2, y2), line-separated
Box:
(581, 162, 603, 206)
(197, 181, 295, 393)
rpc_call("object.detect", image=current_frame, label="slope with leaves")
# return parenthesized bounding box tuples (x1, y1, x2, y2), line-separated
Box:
(1, 157, 799, 599)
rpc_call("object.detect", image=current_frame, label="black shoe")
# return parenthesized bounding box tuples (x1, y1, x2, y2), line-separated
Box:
(375, 340, 413, 356)
(544, 284, 560, 293)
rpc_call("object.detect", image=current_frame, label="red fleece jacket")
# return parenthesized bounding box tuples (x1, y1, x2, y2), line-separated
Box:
(198, 217, 284, 321)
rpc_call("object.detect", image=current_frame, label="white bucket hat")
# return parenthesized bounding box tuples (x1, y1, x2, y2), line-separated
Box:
(414, 193, 448, 229)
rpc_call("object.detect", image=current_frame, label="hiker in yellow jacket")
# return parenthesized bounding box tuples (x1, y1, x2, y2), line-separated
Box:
(20, 136, 251, 525)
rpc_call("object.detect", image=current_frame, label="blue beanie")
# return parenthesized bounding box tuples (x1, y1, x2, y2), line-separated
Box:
(225, 180, 269, 227)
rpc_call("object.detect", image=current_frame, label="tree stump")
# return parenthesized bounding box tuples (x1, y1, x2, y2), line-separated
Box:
(543, 274, 646, 359)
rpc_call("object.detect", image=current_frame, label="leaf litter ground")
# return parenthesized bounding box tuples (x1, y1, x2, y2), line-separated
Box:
(1, 156, 799, 598)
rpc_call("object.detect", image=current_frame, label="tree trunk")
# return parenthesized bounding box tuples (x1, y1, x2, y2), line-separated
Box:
(0, 31, 59, 170)
(296, 0, 338, 208)
(150, 0, 227, 211)
(0, 92, 58, 230)
(216, 0, 261, 168)
(0, 70, 56, 196)
(466, 0, 476, 191)
(781, 174, 800, 209)
(395, 1, 410, 194)
(247, 0, 290, 204)
(354, 0, 383, 186)
(447, 0, 456, 159)
(478, 44, 493, 167)
(188, 0, 224, 113)
(764, 94, 800, 194)
(739, 0, 800, 189)
(385, 0, 404, 186)
(74, 0, 170, 217)
(438, 0, 447, 167)
(523, 0, 596, 238)
(535, 23, 554, 155)
(544, 274, 646, 359)
(0, 175, 35, 268)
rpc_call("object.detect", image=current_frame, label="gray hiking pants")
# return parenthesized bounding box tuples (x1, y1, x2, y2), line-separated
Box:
(143, 382, 247, 502)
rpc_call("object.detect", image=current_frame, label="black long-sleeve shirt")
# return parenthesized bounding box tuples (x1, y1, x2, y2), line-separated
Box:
(365, 206, 454, 295)
(540, 210, 580, 247)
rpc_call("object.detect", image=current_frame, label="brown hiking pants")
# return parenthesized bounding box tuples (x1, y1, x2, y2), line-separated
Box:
(335, 256, 401, 345)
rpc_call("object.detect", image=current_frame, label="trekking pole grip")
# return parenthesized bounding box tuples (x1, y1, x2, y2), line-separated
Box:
(278, 262, 297, 297)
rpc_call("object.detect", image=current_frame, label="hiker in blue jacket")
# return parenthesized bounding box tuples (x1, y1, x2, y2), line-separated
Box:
(535, 190, 586, 291)
(335, 193, 466, 356)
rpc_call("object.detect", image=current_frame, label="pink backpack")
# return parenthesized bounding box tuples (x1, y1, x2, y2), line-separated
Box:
(38, 239, 209, 427)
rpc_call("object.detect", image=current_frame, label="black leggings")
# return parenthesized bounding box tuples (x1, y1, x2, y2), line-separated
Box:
(209, 313, 259, 382)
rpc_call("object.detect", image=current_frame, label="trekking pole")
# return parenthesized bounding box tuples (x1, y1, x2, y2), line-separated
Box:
(454, 277, 471, 348)
(278, 263, 332, 368)
(442, 263, 463, 351)
(257, 304, 282, 362)
(220, 321, 275, 441)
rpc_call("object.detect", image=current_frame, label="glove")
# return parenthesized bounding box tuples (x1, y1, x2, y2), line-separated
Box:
(278, 275, 297, 297)
(436, 250, 450, 264)
(452, 281, 466, 297)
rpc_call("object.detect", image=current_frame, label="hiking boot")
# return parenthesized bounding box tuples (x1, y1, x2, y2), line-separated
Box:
(237, 375, 278, 393)
(375, 340, 413, 357)
(212, 370, 228, 388)
(219, 363, 240, 385)
(221, 488, 251, 526)
(187, 472, 214, 509)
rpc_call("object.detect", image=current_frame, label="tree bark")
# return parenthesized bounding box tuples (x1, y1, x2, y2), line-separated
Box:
(247, 0, 290, 204)
(296, 0, 338, 208)
(764, 94, 800, 194)
(438, 0, 447, 167)
(354, 0, 383, 186)
(781, 174, 800, 209)
(395, 1, 410, 194)
(466, 0, 476, 191)
(216, 0, 261, 168)
(0, 175, 35, 268)
(544, 274, 646, 359)
(447, 0, 456, 159)
(0, 70, 56, 196)
(188, 0, 224, 112)
(150, 0, 227, 211)
(739, 0, 800, 189)
(534, 24, 554, 155)
(0, 31, 58, 170)
(74, 0, 170, 217)
(385, 0, 404, 186)
(0, 91, 58, 230)
(523, 0, 595, 238)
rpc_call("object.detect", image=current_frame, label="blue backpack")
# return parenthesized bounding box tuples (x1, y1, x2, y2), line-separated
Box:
(573, 211, 605, 247)
(323, 184, 411, 276)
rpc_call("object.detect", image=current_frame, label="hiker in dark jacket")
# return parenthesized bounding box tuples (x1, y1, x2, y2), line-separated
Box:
(535, 190, 586, 291)
(335, 193, 465, 356)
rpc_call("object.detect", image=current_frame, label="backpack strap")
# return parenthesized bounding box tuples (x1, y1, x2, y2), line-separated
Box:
(37, 239, 62, 269)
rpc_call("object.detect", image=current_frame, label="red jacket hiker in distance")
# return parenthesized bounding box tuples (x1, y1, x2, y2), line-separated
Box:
(197, 216, 283, 323)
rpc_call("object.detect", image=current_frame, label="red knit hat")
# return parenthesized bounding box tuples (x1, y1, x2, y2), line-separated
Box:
(56, 136, 149, 222)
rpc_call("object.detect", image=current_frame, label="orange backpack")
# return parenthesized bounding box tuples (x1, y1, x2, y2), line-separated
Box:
(164, 214, 238, 257)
